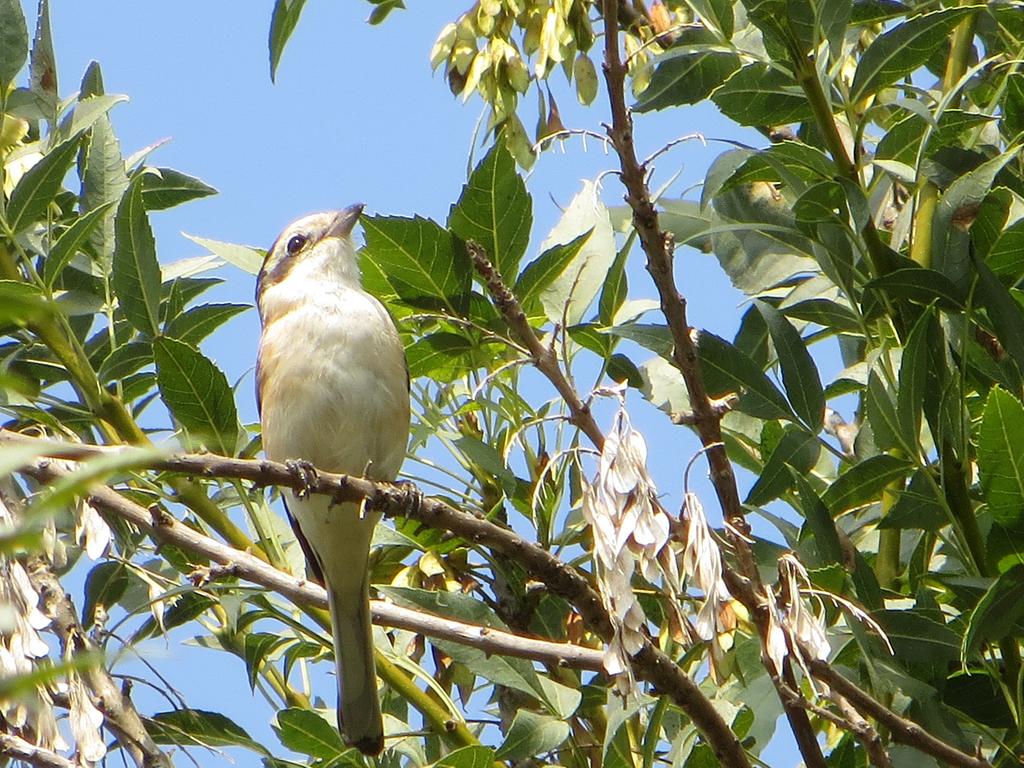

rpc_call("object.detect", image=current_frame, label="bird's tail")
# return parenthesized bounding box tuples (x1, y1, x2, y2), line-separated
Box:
(328, 574, 383, 756)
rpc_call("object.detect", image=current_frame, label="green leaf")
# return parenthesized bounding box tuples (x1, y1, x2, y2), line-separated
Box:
(378, 585, 507, 629)
(113, 177, 162, 335)
(153, 337, 239, 456)
(698, 331, 795, 421)
(29, 0, 57, 117)
(514, 230, 591, 313)
(897, 309, 932, 451)
(149, 709, 269, 754)
(711, 64, 814, 126)
(5, 133, 81, 234)
(0, 0, 28, 87)
(598, 239, 629, 325)
(140, 167, 217, 210)
(0, 280, 56, 325)
(874, 609, 960, 664)
(1004, 73, 1024, 141)
(98, 341, 153, 384)
(782, 298, 860, 333)
(979, 387, 1024, 529)
(756, 300, 824, 430)
(865, 267, 964, 310)
(405, 331, 476, 381)
(962, 565, 1024, 659)
(986, 219, 1024, 283)
(866, 370, 905, 453)
(245, 632, 288, 691)
(268, 0, 308, 81)
(793, 474, 844, 565)
(361, 215, 470, 316)
(879, 469, 947, 531)
(435, 746, 498, 768)
(849, 7, 978, 103)
(974, 252, 1024, 374)
(184, 233, 264, 275)
(746, 426, 820, 506)
(164, 303, 249, 345)
(448, 137, 532, 280)
(495, 710, 570, 760)
(43, 202, 115, 287)
(82, 561, 130, 627)
(635, 31, 741, 112)
(822, 454, 912, 516)
(80, 113, 128, 268)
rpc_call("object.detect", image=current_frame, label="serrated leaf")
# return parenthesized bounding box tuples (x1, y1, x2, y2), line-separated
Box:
(635, 39, 741, 112)
(698, 331, 795, 421)
(149, 709, 269, 755)
(6, 133, 81, 234)
(141, 167, 217, 210)
(987, 219, 1024, 283)
(849, 7, 978, 102)
(377, 585, 507, 629)
(866, 369, 905, 453)
(268, 0, 308, 81)
(113, 178, 161, 335)
(822, 454, 911, 516)
(874, 609, 960, 663)
(962, 565, 1024, 660)
(361, 215, 470, 316)
(164, 303, 248, 345)
(756, 300, 824, 430)
(405, 331, 476, 381)
(29, 0, 57, 118)
(782, 298, 860, 333)
(42, 201, 115, 287)
(153, 337, 239, 456)
(879, 469, 947, 531)
(515, 230, 591, 315)
(448, 137, 532, 280)
(979, 387, 1024, 529)
(495, 710, 570, 760)
(98, 341, 153, 384)
(711, 63, 814, 126)
(184, 233, 264, 275)
(0, 0, 28, 87)
(80, 113, 128, 268)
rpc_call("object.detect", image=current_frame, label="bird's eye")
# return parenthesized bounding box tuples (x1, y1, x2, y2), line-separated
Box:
(286, 234, 308, 256)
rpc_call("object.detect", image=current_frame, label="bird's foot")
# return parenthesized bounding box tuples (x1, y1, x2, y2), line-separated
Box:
(393, 479, 423, 518)
(286, 459, 318, 500)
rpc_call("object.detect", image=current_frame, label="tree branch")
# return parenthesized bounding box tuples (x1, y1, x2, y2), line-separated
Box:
(468, 243, 606, 450)
(597, 5, 827, 768)
(0, 733, 76, 768)
(807, 659, 992, 768)
(3, 431, 749, 768)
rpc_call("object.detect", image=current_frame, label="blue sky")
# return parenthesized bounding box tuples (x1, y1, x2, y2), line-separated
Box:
(23, 1, 804, 764)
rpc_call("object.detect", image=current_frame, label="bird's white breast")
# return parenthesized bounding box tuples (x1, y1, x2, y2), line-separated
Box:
(258, 280, 409, 482)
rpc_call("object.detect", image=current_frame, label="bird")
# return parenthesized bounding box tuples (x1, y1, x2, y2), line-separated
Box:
(255, 205, 410, 756)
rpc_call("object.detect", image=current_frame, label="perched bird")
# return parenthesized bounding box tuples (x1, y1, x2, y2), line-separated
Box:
(255, 206, 410, 755)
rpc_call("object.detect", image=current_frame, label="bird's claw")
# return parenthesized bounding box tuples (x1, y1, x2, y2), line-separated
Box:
(286, 459, 318, 500)
(394, 479, 423, 518)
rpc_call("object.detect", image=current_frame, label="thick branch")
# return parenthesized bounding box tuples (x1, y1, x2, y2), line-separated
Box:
(0, 734, 76, 768)
(597, 5, 826, 768)
(808, 660, 991, 768)
(4, 432, 748, 768)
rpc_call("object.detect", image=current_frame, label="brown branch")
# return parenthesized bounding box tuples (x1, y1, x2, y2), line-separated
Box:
(468, 244, 606, 450)
(0, 733, 76, 768)
(596, 4, 827, 768)
(23, 557, 173, 768)
(808, 660, 992, 768)
(3, 432, 749, 768)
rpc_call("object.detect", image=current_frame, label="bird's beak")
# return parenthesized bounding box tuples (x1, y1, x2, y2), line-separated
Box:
(325, 204, 365, 240)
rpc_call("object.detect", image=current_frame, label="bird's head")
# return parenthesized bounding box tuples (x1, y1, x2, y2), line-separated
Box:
(256, 205, 364, 321)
